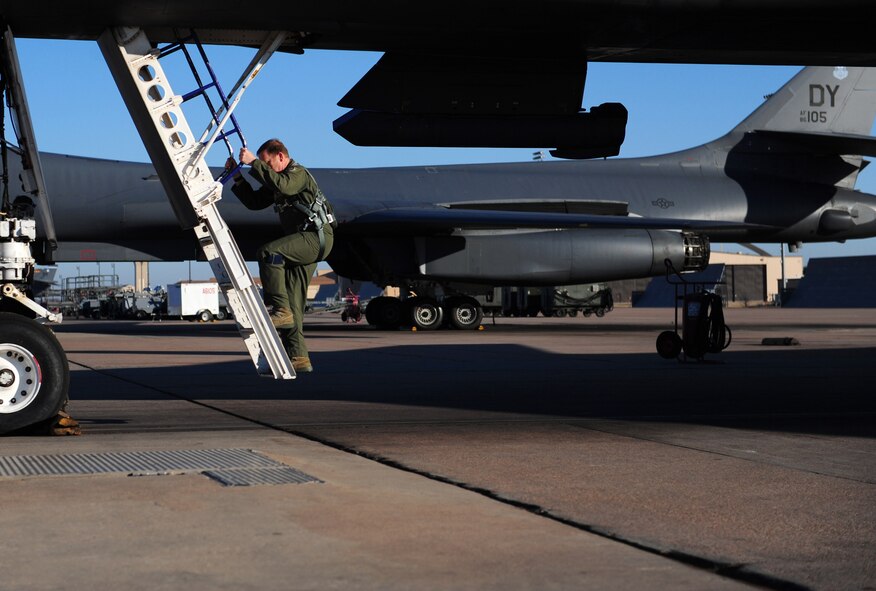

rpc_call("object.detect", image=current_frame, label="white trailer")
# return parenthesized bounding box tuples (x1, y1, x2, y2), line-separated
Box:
(167, 282, 221, 322)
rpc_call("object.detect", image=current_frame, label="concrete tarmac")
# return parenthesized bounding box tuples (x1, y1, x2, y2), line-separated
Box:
(1, 308, 875, 590)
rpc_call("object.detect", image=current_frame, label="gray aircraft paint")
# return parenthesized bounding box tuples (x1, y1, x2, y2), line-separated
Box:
(11, 66, 876, 288)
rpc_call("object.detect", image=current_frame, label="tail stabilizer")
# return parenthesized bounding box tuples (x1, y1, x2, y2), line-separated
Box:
(734, 66, 876, 135)
(727, 67, 876, 188)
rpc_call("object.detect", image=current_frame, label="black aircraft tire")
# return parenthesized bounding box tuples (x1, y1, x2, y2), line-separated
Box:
(0, 313, 70, 435)
(446, 297, 483, 330)
(375, 297, 403, 330)
(365, 297, 385, 326)
(409, 297, 443, 331)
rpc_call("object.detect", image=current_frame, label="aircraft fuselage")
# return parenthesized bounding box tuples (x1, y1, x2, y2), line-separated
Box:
(25, 141, 876, 287)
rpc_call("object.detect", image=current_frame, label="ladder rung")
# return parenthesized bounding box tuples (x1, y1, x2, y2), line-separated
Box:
(181, 84, 217, 102)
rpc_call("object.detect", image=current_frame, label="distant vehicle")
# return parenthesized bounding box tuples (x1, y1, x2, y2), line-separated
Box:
(78, 298, 102, 319)
(474, 284, 613, 318)
(551, 285, 614, 318)
(340, 291, 362, 323)
(110, 292, 162, 319)
(166, 282, 225, 322)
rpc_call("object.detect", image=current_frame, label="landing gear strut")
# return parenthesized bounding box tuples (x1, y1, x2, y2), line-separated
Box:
(1, 27, 70, 435)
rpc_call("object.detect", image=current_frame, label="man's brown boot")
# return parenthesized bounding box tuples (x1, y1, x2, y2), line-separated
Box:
(269, 307, 294, 328)
(292, 356, 313, 373)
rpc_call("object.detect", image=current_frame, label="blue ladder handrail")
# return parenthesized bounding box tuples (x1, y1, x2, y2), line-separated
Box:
(156, 29, 247, 183)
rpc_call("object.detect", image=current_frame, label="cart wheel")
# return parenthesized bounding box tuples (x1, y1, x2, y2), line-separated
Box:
(595, 308, 605, 317)
(656, 331, 682, 359)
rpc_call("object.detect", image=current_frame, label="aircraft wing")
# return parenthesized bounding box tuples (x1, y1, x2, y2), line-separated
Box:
(342, 206, 768, 235)
(5, 2, 875, 66)
(7, 2, 876, 156)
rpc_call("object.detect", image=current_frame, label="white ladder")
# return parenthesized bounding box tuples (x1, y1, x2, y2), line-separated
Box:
(97, 27, 295, 379)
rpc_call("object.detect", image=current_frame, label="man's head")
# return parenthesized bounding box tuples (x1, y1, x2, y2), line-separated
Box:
(256, 138, 291, 173)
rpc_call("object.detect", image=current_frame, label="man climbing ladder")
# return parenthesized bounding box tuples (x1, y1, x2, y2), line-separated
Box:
(230, 139, 336, 374)
(99, 27, 296, 379)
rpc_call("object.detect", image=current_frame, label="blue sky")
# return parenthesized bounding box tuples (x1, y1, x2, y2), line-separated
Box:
(13, 39, 876, 287)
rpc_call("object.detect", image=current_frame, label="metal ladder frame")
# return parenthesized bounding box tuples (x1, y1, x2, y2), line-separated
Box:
(98, 27, 295, 379)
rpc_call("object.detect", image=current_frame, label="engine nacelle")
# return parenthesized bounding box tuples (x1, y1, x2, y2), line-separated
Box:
(412, 228, 710, 286)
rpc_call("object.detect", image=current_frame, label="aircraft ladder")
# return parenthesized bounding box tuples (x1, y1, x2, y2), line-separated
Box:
(97, 27, 295, 379)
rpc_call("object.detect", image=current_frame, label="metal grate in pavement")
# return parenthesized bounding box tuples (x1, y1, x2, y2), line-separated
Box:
(0, 448, 284, 478)
(203, 466, 322, 487)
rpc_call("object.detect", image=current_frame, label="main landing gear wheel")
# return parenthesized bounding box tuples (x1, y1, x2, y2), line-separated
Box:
(366, 296, 404, 330)
(408, 297, 444, 331)
(0, 313, 70, 435)
(444, 297, 483, 330)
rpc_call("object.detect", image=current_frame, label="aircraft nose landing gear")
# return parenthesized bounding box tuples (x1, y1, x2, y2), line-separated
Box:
(0, 312, 70, 434)
(0, 343, 41, 413)
(0, 367, 15, 387)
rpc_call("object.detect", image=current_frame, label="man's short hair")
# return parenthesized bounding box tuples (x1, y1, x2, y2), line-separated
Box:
(256, 138, 289, 158)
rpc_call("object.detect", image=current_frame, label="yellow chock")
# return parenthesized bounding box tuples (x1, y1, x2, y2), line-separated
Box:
(478, 325, 485, 331)
(411, 326, 417, 332)
(50, 411, 82, 436)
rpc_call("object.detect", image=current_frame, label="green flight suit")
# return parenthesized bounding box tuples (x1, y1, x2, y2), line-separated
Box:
(231, 159, 334, 360)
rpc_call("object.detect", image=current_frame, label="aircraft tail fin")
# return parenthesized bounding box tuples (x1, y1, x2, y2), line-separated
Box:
(734, 66, 876, 136)
(728, 67, 876, 188)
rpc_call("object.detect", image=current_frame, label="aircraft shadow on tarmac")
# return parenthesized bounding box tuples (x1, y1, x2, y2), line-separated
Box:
(63, 335, 876, 438)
